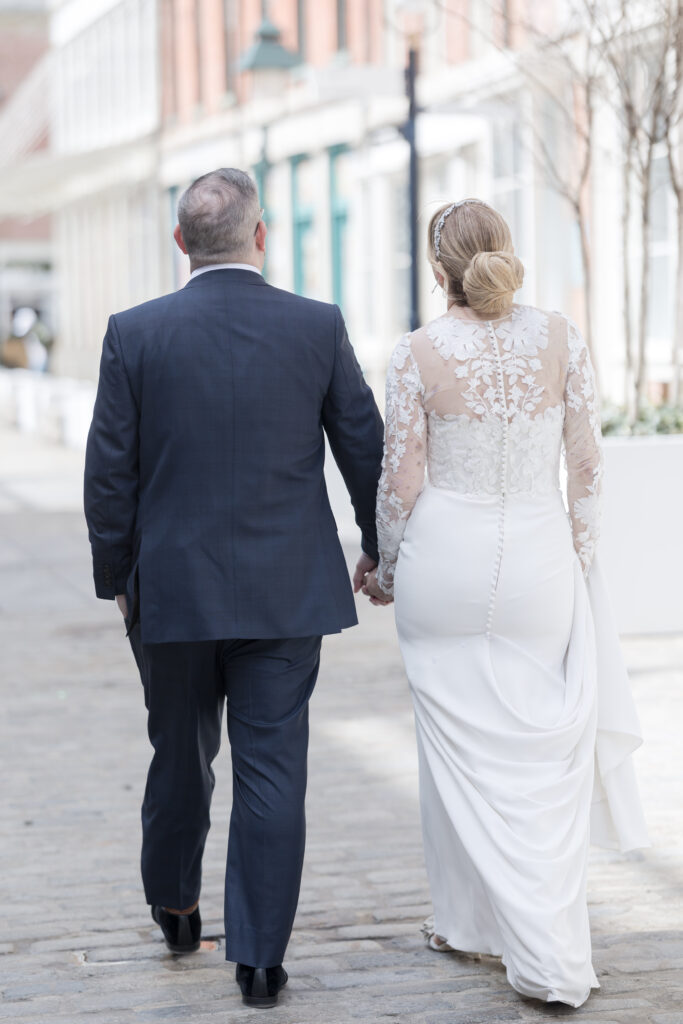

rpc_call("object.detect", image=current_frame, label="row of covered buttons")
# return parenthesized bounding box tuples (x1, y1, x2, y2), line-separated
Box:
(485, 321, 508, 638)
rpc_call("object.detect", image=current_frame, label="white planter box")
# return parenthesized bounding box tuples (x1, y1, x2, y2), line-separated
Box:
(600, 435, 683, 635)
(0, 368, 96, 450)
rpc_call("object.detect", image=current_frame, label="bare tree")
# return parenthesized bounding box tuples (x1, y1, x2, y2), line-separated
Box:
(431, 0, 683, 411)
(431, 0, 605, 355)
(589, 0, 680, 414)
(664, 1, 683, 405)
(518, 0, 681, 413)
(521, 9, 602, 357)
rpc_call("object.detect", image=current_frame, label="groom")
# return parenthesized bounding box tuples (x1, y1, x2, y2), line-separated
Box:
(84, 168, 384, 1008)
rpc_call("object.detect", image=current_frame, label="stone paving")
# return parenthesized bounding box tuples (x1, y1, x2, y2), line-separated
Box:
(1, 429, 682, 1024)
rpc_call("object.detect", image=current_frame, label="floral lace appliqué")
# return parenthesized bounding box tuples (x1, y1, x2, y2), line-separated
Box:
(428, 316, 488, 362)
(427, 405, 564, 496)
(375, 308, 603, 591)
(563, 317, 603, 574)
(427, 306, 550, 421)
(376, 335, 426, 594)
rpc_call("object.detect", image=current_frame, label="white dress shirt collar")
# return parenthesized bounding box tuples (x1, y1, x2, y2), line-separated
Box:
(190, 263, 262, 279)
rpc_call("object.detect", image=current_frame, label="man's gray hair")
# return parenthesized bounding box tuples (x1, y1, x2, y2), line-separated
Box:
(177, 168, 260, 265)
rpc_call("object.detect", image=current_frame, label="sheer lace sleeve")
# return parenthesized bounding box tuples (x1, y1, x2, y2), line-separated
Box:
(376, 335, 426, 595)
(563, 319, 603, 576)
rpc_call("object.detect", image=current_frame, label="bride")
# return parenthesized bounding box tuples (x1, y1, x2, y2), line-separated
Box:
(362, 198, 649, 1007)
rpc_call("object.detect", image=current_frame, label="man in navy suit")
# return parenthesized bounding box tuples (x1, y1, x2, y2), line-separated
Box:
(84, 168, 384, 1007)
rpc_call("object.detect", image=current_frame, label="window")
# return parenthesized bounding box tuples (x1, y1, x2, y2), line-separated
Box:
(392, 174, 411, 335)
(469, 0, 494, 58)
(291, 155, 318, 297)
(253, 158, 267, 218)
(491, 116, 525, 256)
(169, 185, 183, 290)
(253, 145, 270, 275)
(502, 0, 511, 48)
(194, 0, 203, 106)
(337, 0, 347, 51)
(297, 0, 306, 60)
(648, 152, 675, 350)
(329, 146, 350, 308)
(163, 0, 178, 119)
(223, 0, 236, 93)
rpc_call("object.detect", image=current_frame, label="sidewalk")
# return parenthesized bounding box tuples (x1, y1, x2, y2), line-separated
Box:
(1, 429, 682, 1024)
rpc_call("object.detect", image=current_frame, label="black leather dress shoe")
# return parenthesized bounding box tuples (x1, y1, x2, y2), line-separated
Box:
(151, 905, 201, 954)
(236, 963, 288, 1008)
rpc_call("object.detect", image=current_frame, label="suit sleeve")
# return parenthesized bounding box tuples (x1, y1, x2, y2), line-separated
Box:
(321, 306, 384, 563)
(84, 315, 140, 599)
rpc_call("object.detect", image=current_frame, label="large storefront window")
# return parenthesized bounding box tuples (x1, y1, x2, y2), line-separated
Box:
(291, 155, 319, 298)
(297, 0, 307, 60)
(329, 145, 350, 309)
(392, 174, 411, 336)
(337, 0, 347, 51)
(169, 185, 183, 289)
(491, 116, 524, 244)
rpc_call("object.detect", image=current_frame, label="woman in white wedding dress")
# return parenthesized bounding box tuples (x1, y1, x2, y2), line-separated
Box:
(362, 199, 649, 1008)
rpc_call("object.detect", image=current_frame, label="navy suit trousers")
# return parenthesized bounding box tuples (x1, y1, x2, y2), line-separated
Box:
(129, 626, 321, 967)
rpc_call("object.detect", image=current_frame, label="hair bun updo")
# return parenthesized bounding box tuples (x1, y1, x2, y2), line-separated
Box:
(462, 251, 524, 318)
(427, 199, 524, 316)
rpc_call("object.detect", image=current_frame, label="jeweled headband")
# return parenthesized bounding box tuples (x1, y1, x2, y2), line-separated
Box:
(433, 199, 489, 262)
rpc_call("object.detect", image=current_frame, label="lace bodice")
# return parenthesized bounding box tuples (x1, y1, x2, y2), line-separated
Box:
(376, 305, 603, 594)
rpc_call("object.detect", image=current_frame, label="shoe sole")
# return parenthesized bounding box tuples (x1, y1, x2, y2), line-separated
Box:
(239, 969, 287, 1009)
(151, 907, 201, 954)
(164, 939, 201, 955)
(242, 994, 279, 1008)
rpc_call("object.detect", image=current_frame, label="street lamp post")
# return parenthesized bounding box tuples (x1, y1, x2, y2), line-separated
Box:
(238, 1, 299, 221)
(394, 1, 436, 334)
(238, 0, 300, 88)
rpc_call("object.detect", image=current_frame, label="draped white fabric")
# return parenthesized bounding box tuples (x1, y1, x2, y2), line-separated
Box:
(377, 306, 648, 1007)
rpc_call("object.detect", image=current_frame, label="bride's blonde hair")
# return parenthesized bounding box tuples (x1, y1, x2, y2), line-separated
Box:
(428, 199, 524, 317)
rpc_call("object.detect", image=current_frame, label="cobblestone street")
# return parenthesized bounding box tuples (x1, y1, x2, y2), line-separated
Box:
(1, 429, 682, 1024)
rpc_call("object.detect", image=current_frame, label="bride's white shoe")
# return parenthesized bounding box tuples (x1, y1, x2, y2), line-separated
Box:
(421, 916, 481, 959)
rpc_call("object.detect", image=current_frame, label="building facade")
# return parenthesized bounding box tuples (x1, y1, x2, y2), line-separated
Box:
(155, 0, 544, 395)
(0, 0, 52, 343)
(0, 0, 676, 400)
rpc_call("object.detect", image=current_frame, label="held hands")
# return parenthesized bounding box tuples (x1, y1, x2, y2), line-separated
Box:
(353, 552, 377, 593)
(362, 568, 393, 606)
(353, 553, 393, 606)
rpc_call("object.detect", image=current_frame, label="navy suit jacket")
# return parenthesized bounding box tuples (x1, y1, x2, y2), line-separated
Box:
(84, 269, 384, 643)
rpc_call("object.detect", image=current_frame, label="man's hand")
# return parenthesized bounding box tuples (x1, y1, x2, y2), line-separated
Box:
(115, 594, 129, 619)
(353, 552, 377, 593)
(362, 568, 393, 606)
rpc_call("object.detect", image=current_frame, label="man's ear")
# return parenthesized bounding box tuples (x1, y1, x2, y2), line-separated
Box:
(255, 220, 267, 254)
(174, 224, 188, 255)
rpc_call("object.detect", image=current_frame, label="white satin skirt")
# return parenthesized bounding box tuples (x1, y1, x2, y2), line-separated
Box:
(394, 483, 648, 1008)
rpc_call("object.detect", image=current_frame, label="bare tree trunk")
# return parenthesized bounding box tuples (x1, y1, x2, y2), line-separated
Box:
(671, 0, 683, 404)
(673, 202, 683, 403)
(577, 78, 594, 360)
(636, 151, 653, 412)
(576, 201, 594, 358)
(622, 140, 635, 414)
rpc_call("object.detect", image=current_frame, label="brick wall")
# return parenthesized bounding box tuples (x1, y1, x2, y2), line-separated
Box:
(161, 0, 405, 123)
(0, 9, 50, 248)
(0, 10, 47, 113)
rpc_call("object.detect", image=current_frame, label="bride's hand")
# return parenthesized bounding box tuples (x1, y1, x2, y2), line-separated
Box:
(362, 569, 393, 606)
